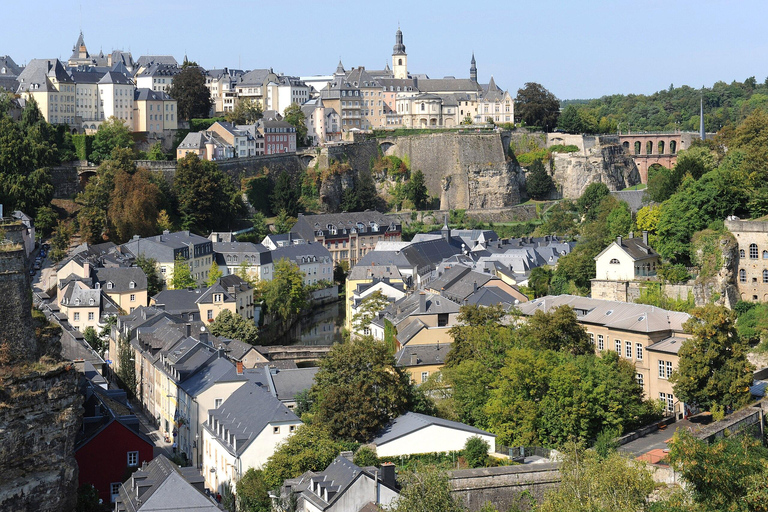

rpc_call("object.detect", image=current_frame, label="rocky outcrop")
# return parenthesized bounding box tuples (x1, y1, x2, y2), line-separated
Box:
(692, 231, 740, 309)
(550, 136, 641, 199)
(0, 365, 81, 512)
(0, 246, 82, 511)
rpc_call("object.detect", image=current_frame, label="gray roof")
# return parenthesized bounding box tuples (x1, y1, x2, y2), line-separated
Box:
(17, 58, 73, 93)
(517, 295, 690, 334)
(178, 356, 246, 397)
(94, 267, 148, 293)
(465, 287, 521, 307)
(152, 289, 203, 316)
(394, 342, 450, 367)
(136, 55, 178, 67)
(595, 236, 658, 262)
(372, 412, 494, 446)
(271, 242, 331, 266)
(0, 55, 22, 76)
(401, 238, 463, 276)
(98, 70, 132, 85)
(206, 381, 299, 456)
(122, 231, 212, 263)
(292, 211, 400, 242)
(266, 367, 319, 402)
(429, 266, 496, 302)
(289, 455, 385, 510)
(611, 190, 648, 213)
(646, 336, 687, 355)
(415, 77, 481, 94)
(213, 242, 272, 266)
(114, 455, 216, 512)
(394, 318, 427, 345)
(135, 88, 173, 101)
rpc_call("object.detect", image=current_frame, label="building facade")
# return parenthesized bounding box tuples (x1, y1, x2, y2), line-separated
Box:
(726, 218, 768, 302)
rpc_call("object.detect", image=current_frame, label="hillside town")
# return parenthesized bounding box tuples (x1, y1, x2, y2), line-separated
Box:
(2, 18, 768, 512)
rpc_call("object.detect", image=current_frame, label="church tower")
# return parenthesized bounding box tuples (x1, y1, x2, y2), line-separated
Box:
(470, 53, 477, 83)
(392, 28, 408, 79)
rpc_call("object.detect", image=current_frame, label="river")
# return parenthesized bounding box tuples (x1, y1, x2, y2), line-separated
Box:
(272, 300, 346, 346)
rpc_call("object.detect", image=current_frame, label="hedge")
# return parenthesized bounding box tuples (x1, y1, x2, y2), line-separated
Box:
(72, 134, 95, 161)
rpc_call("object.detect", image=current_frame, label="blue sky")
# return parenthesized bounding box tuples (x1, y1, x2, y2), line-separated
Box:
(6, 0, 767, 99)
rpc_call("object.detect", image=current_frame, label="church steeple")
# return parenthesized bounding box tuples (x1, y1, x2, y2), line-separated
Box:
(470, 53, 477, 83)
(392, 27, 408, 79)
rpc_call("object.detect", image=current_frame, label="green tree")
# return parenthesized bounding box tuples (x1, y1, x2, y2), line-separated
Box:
(209, 309, 259, 345)
(147, 141, 166, 161)
(236, 468, 272, 512)
(538, 442, 654, 512)
(50, 221, 73, 262)
(168, 63, 213, 120)
(273, 209, 297, 234)
(82, 326, 106, 354)
(171, 255, 195, 290)
(251, 211, 270, 242)
(263, 259, 307, 324)
(34, 205, 58, 238)
(353, 446, 379, 468)
(157, 209, 174, 232)
(525, 159, 554, 200)
(645, 164, 675, 202)
(246, 175, 275, 216)
(90, 116, 135, 164)
(515, 82, 560, 130)
(135, 255, 163, 298)
(557, 105, 583, 133)
(670, 305, 754, 411)
(117, 334, 136, 396)
(605, 200, 632, 240)
(262, 424, 355, 489)
(226, 98, 263, 125)
(206, 261, 223, 287)
(283, 103, 308, 146)
(406, 170, 429, 210)
(311, 336, 411, 442)
(528, 266, 552, 298)
(521, 305, 592, 355)
(352, 290, 390, 335)
(576, 182, 610, 221)
(271, 171, 299, 216)
(108, 166, 162, 243)
(463, 437, 489, 469)
(76, 484, 102, 512)
(173, 154, 243, 233)
(635, 205, 662, 247)
(388, 463, 465, 512)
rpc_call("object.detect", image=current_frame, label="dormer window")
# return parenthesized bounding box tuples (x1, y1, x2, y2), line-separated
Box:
(129, 281, 135, 289)
(75, 298, 81, 305)
(213, 293, 223, 302)
(89, 298, 95, 306)
(106, 281, 113, 289)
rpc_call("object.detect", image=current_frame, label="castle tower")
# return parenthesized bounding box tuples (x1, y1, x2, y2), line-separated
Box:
(392, 28, 408, 79)
(470, 53, 477, 83)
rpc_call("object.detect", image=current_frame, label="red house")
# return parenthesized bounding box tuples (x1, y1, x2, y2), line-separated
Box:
(76, 385, 154, 504)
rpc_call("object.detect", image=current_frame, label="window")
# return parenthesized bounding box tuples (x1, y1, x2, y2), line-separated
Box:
(764, 269, 768, 283)
(609, 258, 620, 264)
(273, 426, 280, 434)
(589, 333, 594, 345)
(740, 249, 745, 258)
(740, 269, 747, 283)
(625, 341, 632, 358)
(597, 334, 604, 351)
(289, 425, 296, 433)
(207, 310, 213, 321)
(88, 312, 94, 321)
(110, 482, 121, 502)
(127, 451, 139, 466)
(130, 294, 136, 302)
(751, 243, 759, 259)
(74, 312, 80, 321)
(659, 392, 674, 413)
(214, 398, 223, 408)
(658, 360, 673, 379)
(636, 373, 644, 387)
(636, 343, 643, 360)
(615, 340, 621, 354)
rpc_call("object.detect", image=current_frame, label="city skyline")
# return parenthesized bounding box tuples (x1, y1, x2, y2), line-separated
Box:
(5, 0, 767, 99)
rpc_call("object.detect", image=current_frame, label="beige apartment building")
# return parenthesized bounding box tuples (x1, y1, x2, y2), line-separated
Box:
(725, 218, 768, 302)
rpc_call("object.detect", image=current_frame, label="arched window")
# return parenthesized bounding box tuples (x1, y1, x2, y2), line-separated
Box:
(763, 269, 768, 283)
(740, 269, 747, 283)
(741, 249, 746, 258)
(398, 58, 402, 65)
(750, 243, 759, 259)
(763, 250, 768, 259)
(609, 258, 620, 264)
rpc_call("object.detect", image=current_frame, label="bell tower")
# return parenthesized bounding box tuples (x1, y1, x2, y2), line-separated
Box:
(392, 27, 408, 79)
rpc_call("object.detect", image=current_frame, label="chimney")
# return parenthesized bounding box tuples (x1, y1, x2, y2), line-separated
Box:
(340, 451, 354, 462)
(236, 361, 243, 375)
(163, 230, 170, 235)
(83, 261, 90, 278)
(419, 292, 426, 313)
(380, 463, 396, 489)
(132, 235, 140, 241)
(410, 353, 418, 365)
(473, 281, 477, 293)
(643, 230, 649, 246)
(155, 303, 165, 311)
(628, 231, 634, 239)
(616, 236, 622, 246)
(185, 324, 191, 337)
(199, 331, 208, 344)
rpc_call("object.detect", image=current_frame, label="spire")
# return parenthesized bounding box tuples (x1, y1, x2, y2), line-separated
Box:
(393, 27, 406, 55)
(335, 60, 345, 75)
(441, 215, 450, 242)
(488, 75, 497, 91)
(699, 95, 706, 141)
(470, 53, 477, 83)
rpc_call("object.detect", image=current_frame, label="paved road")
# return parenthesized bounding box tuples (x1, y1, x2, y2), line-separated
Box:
(620, 419, 699, 456)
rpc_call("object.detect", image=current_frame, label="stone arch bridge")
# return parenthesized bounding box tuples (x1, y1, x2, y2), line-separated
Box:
(618, 132, 700, 183)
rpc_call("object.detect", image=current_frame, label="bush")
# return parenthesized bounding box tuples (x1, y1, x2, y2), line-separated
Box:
(463, 437, 490, 468)
(189, 117, 226, 131)
(658, 263, 691, 284)
(353, 446, 379, 467)
(548, 144, 579, 153)
(72, 134, 94, 161)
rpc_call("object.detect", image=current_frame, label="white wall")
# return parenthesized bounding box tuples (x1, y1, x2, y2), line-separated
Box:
(375, 425, 496, 457)
(595, 243, 635, 281)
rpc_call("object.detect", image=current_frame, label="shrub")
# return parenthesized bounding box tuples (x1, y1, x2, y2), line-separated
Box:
(463, 437, 490, 468)
(72, 134, 95, 161)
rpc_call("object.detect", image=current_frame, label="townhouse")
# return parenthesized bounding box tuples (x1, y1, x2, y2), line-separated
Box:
(271, 243, 333, 287)
(121, 230, 214, 288)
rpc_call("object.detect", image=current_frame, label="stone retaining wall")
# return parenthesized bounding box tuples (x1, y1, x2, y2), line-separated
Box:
(449, 463, 561, 511)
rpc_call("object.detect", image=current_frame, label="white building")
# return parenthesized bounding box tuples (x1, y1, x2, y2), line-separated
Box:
(271, 243, 333, 287)
(594, 232, 659, 281)
(98, 71, 135, 125)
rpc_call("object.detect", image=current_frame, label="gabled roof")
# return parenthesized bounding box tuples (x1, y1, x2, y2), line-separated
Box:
(98, 71, 132, 85)
(261, 366, 319, 402)
(206, 381, 299, 456)
(135, 88, 173, 101)
(271, 242, 332, 266)
(594, 236, 658, 262)
(178, 355, 246, 397)
(395, 343, 450, 367)
(94, 267, 148, 293)
(372, 412, 494, 446)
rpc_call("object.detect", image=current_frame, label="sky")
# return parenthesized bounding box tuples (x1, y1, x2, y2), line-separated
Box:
(5, 0, 767, 99)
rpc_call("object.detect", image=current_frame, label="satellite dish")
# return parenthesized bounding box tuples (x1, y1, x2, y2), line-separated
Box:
(200, 326, 205, 332)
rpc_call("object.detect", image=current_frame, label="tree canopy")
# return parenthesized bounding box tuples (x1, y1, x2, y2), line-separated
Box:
(90, 116, 135, 164)
(262, 259, 307, 324)
(283, 103, 308, 146)
(515, 82, 560, 129)
(525, 159, 555, 200)
(169, 64, 213, 120)
(209, 309, 259, 345)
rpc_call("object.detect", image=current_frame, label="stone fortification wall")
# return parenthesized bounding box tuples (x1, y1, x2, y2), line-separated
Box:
(449, 463, 561, 511)
(50, 166, 81, 198)
(0, 249, 37, 362)
(382, 132, 522, 210)
(551, 138, 641, 199)
(0, 364, 81, 512)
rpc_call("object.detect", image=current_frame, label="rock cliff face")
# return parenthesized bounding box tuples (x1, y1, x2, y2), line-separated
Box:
(550, 137, 641, 199)
(0, 246, 81, 512)
(693, 231, 740, 309)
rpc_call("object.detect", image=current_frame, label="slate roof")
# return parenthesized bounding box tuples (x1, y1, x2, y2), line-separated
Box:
(219, 338, 263, 362)
(292, 211, 399, 241)
(213, 242, 272, 266)
(136, 55, 178, 67)
(595, 235, 658, 262)
(135, 88, 173, 101)
(428, 265, 497, 302)
(372, 412, 494, 446)
(122, 231, 212, 263)
(94, 267, 148, 293)
(465, 286, 521, 307)
(264, 367, 319, 402)
(395, 343, 450, 367)
(415, 77, 482, 94)
(0, 55, 22, 76)
(611, 190, 647, 213)
(400, 238, 463, 277)
(206, 381, 299, 456)
(394, 318, 427, 345)
(647, 336, 687, 355)
(98, 71, 132, 85)
(517, 295, 690, 333)
(114, 455, 216, 512)
(17, 59, 73, 92)
(61, 282, 102, 308)
(271, 242, 332, 266)
(152, 288, 204, 316)
(178, 353, 246, 398)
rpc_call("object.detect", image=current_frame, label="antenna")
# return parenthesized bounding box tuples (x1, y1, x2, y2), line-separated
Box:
(79, 4, 82, 33)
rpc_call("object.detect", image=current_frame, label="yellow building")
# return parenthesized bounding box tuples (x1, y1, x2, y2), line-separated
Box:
(196, 275, 255, 323)
(94, 267, 149, 312)
(17, 59, 77, 126)
(134, 88, 178, 133)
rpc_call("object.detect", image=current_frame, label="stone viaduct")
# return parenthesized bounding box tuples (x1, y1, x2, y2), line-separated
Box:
(618, 132, 701, 183)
